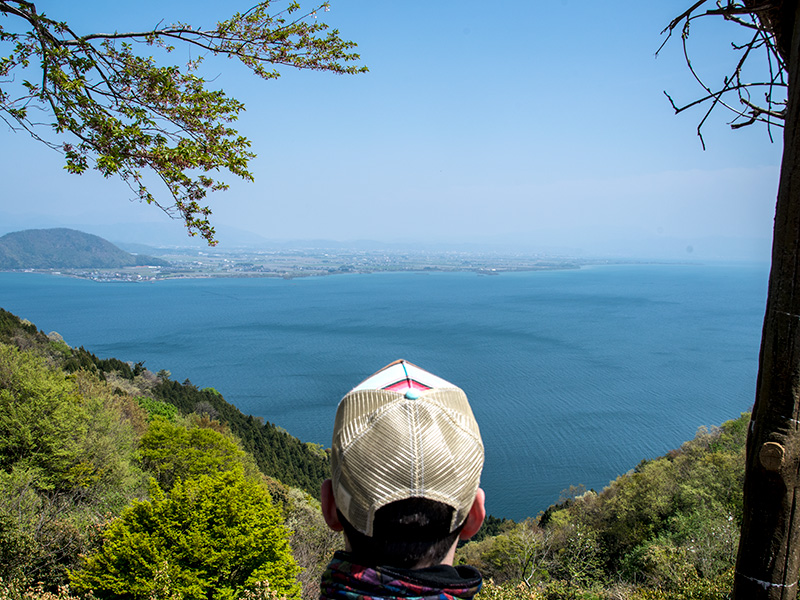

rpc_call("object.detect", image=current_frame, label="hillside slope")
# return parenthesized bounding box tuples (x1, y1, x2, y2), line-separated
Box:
(0, 307, 337, 598)
(0, 228, 166, 269)
(0, 307, 328, 497)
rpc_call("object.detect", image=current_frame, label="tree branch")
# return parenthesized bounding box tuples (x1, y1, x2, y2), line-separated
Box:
(660, 1, 786, 147)
(0, 1, 366, 244)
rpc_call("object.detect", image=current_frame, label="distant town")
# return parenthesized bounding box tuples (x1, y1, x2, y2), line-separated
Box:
(0, 227, 668, 282)
(36, 247, 609, 282)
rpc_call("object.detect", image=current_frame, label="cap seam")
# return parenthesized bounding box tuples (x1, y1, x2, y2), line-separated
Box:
(413, 399, 422, 494)
(333, 398, 400, 483)
(331, 379, 484, 537)
(421, 399, 483, 447)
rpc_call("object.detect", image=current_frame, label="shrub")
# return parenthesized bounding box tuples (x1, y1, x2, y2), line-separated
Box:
(70, 472, 301, 599)
(476, 580, 541, 599)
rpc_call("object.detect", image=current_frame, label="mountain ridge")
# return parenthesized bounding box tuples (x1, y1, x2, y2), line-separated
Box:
(0, 228, 167, 269)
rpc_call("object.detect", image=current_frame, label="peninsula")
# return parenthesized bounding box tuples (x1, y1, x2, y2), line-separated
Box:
(1, 228, 631, 282)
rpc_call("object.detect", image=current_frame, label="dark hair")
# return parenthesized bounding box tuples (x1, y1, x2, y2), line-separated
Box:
(338, 497, 464, 569)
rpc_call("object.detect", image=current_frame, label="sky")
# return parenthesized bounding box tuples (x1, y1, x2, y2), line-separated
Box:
(0, 1, 786, 259)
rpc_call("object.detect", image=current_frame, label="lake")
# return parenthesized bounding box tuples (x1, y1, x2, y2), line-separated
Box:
(0, 262, 769, 519)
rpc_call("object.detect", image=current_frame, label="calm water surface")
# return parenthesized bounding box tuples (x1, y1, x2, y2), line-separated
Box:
(0, 263, 769, 519)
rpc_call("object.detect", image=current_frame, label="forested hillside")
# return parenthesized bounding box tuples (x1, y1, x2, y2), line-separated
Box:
(0, 306, 746, 599)
(0, 228, 167, 269)
(0, 307, 339, 599)
(15, 311, 331, 499)
(457, 413, 746, 599)
(151, 379, 329, 495)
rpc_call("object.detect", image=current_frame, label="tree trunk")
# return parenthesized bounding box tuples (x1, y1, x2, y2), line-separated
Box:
(733, 6, 800, 599)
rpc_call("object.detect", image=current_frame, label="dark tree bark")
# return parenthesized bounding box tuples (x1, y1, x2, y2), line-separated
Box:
(734, 5, 800, 599)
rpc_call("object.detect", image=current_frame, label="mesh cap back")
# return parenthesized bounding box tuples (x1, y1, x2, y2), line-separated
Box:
(331, 360, 484, 537)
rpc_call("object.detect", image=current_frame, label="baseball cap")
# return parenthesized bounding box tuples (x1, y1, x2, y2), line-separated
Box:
(330, 359, 484, 537)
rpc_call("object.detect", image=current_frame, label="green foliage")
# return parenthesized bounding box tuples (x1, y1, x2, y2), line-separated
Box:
(475, 580, 541, 599)
(548, 524, 605, 587)
(557, 414, 749, 579)
(61, 347, 137, 382)
(0, 308, 41, 344)
(477, 579, 606, 600)
(0, 313, 321, 597)
(137, 416, 259, 490)
(152, 379, 329, 498)
(538, 580, 604, 600)
(458, 519, 549, 586)
(134, 396, 178, 422)
(238, 580, 291, 600)
(468, 514, 514, 543)
(277, 485, 342, 598)
(621, 541, 699, 591)
(624, 568, 733, 600)
(0, 500, 40, 584)
(462, 413, 749, 598)
(0, 344, 93, 492)
(70, 472, 301, 599)
(0, 2, 366, 243)
(1, 308, 328, 501)
(46, 339, 71, 358)
(0, 578, 87, 600)
(0, 228, 166, 270)
(0, 344, 146, 588)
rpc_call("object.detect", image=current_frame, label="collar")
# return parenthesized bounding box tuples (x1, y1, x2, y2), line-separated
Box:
(320, 551, 482, 600)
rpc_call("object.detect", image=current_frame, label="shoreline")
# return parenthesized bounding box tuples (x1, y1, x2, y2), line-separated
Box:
(2, 252, 700, 283)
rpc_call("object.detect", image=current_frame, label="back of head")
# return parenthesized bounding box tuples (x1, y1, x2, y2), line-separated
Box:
(330, 360, 484, 567)
(338, 496, 462, 568)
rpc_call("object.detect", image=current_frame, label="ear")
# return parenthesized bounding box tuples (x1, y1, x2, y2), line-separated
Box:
(459, 487, 486, 540)
(321, 479, 344, 532)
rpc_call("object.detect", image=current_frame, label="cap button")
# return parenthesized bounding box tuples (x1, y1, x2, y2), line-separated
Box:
(405, 390, 421, 400)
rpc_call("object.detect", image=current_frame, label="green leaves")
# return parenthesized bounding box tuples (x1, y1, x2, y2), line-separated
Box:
(460, 413, 750, 598)
(0, 1, 366, 244)
(137, 416, 253, 491)
(0, 345, 87, 491)
(70, 471, 301, 599)
(0, 343, 146, 587)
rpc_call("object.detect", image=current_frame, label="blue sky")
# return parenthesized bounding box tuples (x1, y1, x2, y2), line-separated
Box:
(0, 1, 784, 259)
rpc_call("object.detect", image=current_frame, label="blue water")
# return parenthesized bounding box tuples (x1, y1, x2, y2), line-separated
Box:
(0, 263, 769, 520)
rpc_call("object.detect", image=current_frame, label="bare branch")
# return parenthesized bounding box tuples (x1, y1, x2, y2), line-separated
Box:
(732, 97, 786, 128)
(661, 1, 786, 146)
(665, 81, 781, 114)
(662, 0, 712, 38)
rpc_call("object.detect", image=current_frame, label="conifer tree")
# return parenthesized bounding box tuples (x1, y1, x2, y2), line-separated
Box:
(70, 472, 301, 599)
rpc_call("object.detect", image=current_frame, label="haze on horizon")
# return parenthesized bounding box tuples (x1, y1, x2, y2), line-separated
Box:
(0, 1, 783, 261)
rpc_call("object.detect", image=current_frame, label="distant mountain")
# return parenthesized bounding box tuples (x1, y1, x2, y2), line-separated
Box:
(0, 228, 167, 269)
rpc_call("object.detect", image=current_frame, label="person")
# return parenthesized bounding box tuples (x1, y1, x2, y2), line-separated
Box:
(318, 359, 486, 600)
